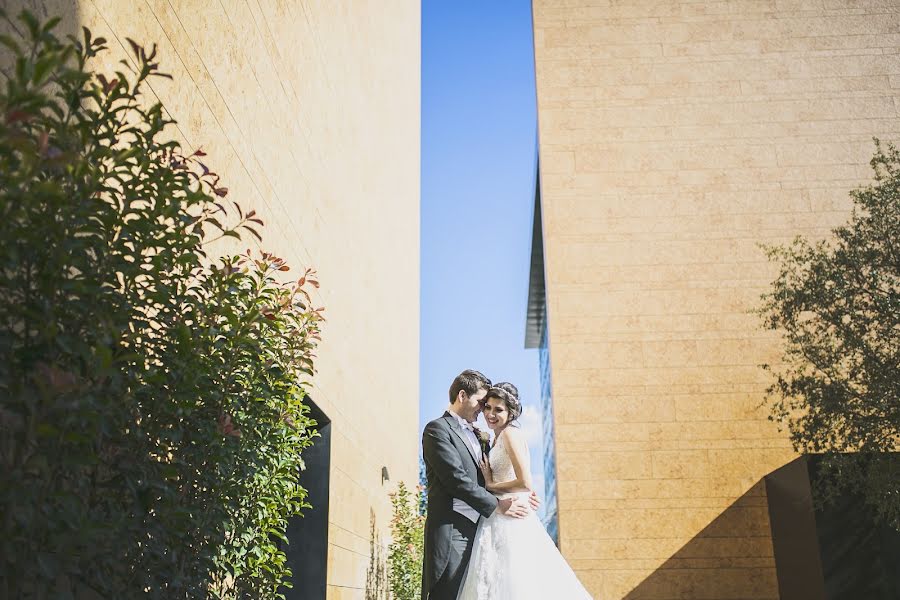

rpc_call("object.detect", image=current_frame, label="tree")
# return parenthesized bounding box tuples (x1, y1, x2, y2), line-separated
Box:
(418, 454, 428, 516)
(0, 11, 323, 597)
(388, 482, 425, 600)
(759, 139, 900, 529)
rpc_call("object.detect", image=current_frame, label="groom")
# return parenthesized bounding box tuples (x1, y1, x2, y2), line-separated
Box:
(421, 369, 537, 600)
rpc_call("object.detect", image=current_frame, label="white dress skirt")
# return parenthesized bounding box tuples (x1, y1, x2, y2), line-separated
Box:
(456, 432, 593, 600)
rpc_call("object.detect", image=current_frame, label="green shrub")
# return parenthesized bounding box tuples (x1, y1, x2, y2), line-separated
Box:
(0, 11, 324, 598)
(387, 482, 425, 600)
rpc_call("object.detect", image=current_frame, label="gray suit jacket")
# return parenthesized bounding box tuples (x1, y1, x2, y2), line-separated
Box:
(421, 412, 498, 599)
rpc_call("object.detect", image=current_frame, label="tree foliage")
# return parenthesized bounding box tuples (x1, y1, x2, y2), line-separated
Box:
(418, 454, 427, 516)
(387, 482, 425, 600)
(759, 139, 899, 529)
(0, 11, 323, 597)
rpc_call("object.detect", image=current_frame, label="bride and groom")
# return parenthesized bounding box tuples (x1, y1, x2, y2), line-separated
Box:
(421, 370, 592, 599)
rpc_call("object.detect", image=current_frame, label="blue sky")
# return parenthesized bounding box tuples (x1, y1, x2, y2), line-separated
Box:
(420, 2, 545, 494)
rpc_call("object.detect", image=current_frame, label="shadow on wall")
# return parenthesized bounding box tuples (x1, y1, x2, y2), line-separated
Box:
(623, 457, 900, 600)
(622, 480, 779, 600)
(366, 510, 387, 600)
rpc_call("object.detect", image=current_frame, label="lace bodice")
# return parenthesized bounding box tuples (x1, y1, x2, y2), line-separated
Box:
(489, 430, 527, 495)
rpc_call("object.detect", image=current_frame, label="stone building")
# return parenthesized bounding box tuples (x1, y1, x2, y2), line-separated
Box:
(8, 1, 420, 598)
(529, 1, 900, 599)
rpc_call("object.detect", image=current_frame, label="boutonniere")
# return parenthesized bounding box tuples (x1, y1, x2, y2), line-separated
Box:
(473, 427, 491, 455)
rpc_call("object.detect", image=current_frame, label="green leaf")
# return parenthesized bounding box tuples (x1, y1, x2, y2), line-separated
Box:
(36, 423, 59, 438)
(42, 16, 62, 33)
(33, 55, 57, 84)
(0, 34, 21, 54)
(14, 55, 27, 83)
(20, 10, 40, 39)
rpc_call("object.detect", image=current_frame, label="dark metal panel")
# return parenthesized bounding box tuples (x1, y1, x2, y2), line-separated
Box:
(282, 399, 331, 599)
(525, 170, 546, 349)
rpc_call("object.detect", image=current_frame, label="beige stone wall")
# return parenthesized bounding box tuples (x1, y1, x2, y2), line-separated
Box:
(533, 1, 900, 598)
(9, 1, 420, 597)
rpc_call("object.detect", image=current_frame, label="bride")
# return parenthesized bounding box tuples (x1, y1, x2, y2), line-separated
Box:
(457, 383, 593, 599)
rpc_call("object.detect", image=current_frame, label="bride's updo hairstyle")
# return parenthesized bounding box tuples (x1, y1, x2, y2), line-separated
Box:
(484, 382, 522, 426)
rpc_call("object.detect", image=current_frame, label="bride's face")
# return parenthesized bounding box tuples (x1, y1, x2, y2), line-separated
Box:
(482, 396, 509, 431)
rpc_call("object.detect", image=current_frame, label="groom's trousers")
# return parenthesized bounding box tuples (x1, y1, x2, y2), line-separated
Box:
(429, 512, 477, 600)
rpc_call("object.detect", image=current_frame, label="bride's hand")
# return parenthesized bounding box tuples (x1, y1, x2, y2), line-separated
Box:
(497, 497, 528, 519)
(480, 455, 494, 487)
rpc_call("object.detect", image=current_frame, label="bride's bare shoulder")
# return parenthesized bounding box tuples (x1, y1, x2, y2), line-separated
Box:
(499, 426, 526, 446)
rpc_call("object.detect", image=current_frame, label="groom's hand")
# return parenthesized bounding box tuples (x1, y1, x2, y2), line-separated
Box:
(528, 490, 541, 512)
(497, 497, 529, 519)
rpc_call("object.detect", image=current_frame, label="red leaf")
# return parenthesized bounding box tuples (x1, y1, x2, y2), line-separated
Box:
(34, 363, 78, 393)
(5, 110, 31, 124)
(213, 187, 228, 197)
(217, 413, 242, 437)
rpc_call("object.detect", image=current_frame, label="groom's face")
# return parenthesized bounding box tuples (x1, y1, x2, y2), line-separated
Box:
(458, 387, 488, 423)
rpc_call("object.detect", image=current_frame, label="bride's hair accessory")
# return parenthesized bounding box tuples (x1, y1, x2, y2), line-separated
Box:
(495, 382, 519, 402)
(484, 383, 522, 424)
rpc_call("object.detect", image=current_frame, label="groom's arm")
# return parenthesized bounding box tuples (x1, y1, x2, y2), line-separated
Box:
(422, 421, 498, 519)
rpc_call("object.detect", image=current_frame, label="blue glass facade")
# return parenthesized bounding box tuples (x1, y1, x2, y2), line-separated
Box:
(539, 321, 559, 545)
(525, 166, 558, 544)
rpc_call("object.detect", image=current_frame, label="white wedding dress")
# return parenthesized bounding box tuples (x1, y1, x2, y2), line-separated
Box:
(457, 431, 593, 599)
